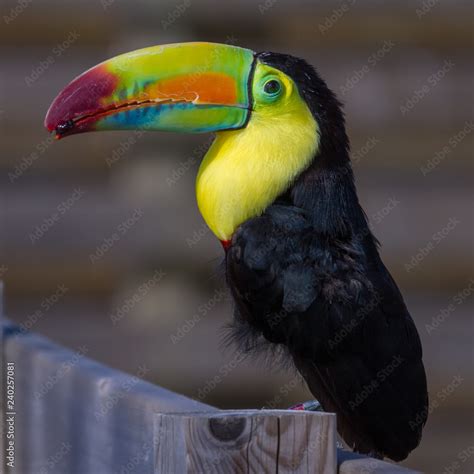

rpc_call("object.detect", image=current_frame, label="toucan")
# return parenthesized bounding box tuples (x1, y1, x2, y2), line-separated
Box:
(45, 42, 428, 461)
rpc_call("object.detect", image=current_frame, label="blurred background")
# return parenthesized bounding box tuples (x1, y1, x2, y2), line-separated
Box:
(1, 0, 473, 471)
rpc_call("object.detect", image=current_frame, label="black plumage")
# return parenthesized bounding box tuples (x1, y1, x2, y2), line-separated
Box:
(225, 52, 428, 461)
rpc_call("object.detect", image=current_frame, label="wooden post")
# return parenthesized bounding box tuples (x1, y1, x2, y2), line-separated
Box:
(154, 410, 336, 474)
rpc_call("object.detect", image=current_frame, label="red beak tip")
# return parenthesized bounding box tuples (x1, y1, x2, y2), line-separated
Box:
(44, 116, 64, 140)
(44, 115, 57, 133)
(44, 121, 60, 140)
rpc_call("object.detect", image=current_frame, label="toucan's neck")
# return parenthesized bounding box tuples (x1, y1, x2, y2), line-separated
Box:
(289, 157, 371, 240)
(195, 103, 318, 242)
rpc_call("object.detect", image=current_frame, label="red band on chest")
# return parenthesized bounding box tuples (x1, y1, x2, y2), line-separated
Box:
(220, 240, 232, 250)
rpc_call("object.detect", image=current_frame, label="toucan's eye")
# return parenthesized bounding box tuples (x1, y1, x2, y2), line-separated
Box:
(253, 72, 286, 105)
(263, 79, 282, 96)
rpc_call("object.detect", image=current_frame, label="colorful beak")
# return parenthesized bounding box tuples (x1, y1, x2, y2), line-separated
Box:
(45, 42, 255, 139)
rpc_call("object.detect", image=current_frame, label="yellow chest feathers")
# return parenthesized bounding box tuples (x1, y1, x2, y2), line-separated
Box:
(196, 101, 318, 241)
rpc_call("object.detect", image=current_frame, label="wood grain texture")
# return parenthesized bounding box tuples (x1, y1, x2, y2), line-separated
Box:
(154, 410, 337, 474)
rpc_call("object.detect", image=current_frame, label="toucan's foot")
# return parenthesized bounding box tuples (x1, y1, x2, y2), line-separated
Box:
(289, 400, 324, 412)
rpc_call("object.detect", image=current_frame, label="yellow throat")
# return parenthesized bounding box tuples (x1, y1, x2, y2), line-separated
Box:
(196, 62, 319, 242)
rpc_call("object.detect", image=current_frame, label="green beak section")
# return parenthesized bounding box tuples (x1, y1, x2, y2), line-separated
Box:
(45, 42, 255, 138)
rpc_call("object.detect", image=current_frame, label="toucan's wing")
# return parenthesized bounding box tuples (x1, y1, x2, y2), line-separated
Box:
(226, 204, 428, 461)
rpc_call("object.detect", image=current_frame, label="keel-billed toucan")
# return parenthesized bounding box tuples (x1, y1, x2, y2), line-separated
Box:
(45, 42, 428, 461)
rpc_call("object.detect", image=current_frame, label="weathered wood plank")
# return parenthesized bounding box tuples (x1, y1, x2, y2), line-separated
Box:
(154, 410, 336, 474)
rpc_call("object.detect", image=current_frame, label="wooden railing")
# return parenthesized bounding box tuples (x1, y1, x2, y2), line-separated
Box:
(1, 314, 419, 473)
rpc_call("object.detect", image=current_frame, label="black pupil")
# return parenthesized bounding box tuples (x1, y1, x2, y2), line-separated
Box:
(264, 80, 281, 95)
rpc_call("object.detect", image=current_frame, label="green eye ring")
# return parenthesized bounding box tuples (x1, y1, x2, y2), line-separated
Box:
(252, 70, 286, 105)
(262, 78, 282, 97)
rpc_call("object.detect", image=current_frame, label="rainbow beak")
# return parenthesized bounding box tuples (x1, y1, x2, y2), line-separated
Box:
(45, 42, 255, 139)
